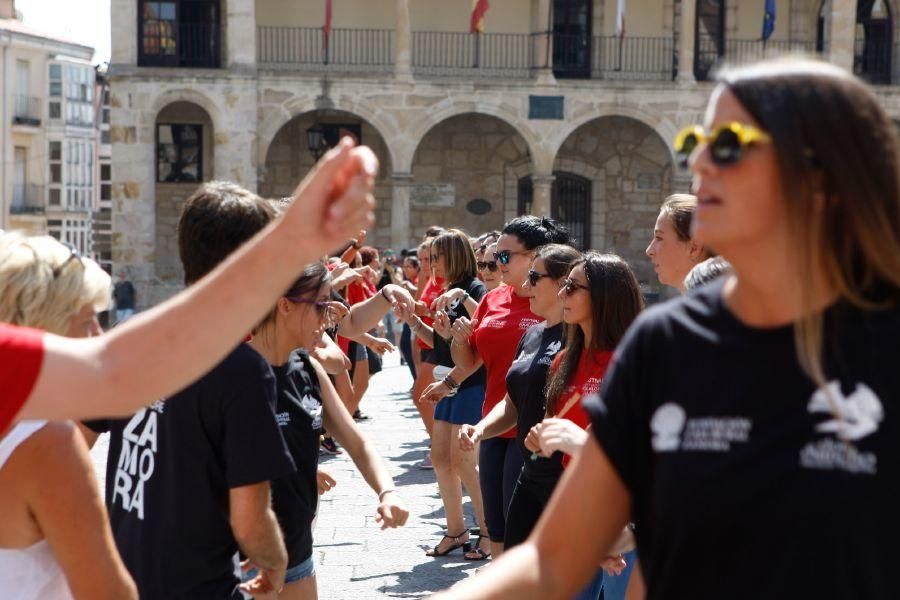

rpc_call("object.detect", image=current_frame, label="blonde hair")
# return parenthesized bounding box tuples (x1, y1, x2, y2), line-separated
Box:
(431, 229, 478, 285)
(0, 233, 111, 335)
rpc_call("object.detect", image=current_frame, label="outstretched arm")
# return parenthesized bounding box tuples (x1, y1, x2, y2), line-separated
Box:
(19, 140, 377, 422)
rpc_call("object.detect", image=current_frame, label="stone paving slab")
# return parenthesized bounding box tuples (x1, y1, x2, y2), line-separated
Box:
(89, 352, 480, 598)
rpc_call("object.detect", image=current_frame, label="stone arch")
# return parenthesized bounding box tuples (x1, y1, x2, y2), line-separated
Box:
(153, 100, 216, 282)
(151, 88, 224, 140)
(256, 93, 401, 173)
(404, 101, 541, 173)
(554, 114, 675, 291)
(410, 112, 534, 238)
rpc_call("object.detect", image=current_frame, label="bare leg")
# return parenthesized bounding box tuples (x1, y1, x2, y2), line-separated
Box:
(279, 574, 318, 600)
(412, 362, 436, 437)
(451, 435, 490, 559)
(428, 420, 469, 554)
(349, 358, 369, 415)
(333, 369, 354, 413)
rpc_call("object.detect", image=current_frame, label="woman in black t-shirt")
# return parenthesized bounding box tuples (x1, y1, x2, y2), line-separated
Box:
(249, 262, 409, 599)
(434, 59, 900, 600)
(457, 244, 579, 544)
(396, 229, 489, 557)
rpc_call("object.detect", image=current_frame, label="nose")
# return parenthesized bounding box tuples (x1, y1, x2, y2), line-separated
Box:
(645, 241, 654, 258)
(690, 140, 717, 178)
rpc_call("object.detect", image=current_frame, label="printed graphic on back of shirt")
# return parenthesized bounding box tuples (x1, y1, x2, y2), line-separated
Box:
(112, 401, 165, 520)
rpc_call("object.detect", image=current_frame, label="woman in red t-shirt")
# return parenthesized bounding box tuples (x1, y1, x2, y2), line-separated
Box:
(433, 216, 571, 560)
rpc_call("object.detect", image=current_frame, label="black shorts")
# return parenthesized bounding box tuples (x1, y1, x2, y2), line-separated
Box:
(419, 348, 436, 364)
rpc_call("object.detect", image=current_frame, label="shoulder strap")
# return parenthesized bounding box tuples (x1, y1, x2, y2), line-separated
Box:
(0, 420, 48, 471)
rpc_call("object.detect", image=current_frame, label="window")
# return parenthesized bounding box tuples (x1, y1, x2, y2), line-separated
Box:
(139, 0, 220, 68)
(49, 102, 61, 119)
(101, 164, 111, 180)
(157, 124, 202, 182)
(101, 130, 111, 144)
(102, 107, 110, 124)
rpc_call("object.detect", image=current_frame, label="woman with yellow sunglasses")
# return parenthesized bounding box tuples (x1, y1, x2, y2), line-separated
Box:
(435, 58, 900, 599)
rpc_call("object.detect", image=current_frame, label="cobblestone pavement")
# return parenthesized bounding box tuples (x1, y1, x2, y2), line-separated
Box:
(90, 352, 481, 598)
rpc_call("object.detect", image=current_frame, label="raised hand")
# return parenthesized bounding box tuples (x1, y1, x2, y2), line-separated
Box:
(431, 288, 466, 313)
(535, 418, 589, 458)
(450, 317, 475, 346)
(458, 424, 480, 452)
(433, 310, 451, 339)
(367, 337, 395, 356)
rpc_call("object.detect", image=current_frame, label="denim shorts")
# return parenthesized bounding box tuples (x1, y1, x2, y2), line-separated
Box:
(242, 554, 315, 588)
(433, 385, 484, 425)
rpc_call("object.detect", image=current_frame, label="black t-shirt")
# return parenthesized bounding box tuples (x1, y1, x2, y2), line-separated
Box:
(86, 344, 296, 600)
(586, 280, 900, 599)
(270, 350, 324, 566)
(432, 276, 487, 390)
(506, 322, 565, 487)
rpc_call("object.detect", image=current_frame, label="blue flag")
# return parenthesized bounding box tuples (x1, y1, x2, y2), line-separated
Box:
(762, 0, 776, 41)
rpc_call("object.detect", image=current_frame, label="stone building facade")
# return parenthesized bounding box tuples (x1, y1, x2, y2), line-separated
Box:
(109, 0, 900, 306)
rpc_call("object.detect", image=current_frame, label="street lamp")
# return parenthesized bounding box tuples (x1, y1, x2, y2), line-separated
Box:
(306, 123, 327, 161)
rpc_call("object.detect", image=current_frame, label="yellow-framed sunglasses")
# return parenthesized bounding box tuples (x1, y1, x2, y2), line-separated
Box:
(673, 122, 772, 169)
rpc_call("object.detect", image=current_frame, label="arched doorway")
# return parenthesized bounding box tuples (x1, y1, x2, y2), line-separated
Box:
(517, 173, 592, 249)
(259, 110, 393, 246)
(411, 113, 531, 238)
(856, 0, 893, 84)
(154, 100, 214, 281)
(551, 115, 674, 290)
(694, 0, 726, 81)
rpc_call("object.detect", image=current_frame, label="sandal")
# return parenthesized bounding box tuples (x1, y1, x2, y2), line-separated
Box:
(425, 531, 471, 557)
(463, 535, 491, 561)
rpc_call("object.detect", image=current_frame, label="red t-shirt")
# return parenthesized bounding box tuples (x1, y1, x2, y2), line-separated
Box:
(339, 279, 378, 356)
(0, 324, 45, 434)
(417, 277, 444, 350)
(550, 348, 614, 467)
(469, 285, 542, 439)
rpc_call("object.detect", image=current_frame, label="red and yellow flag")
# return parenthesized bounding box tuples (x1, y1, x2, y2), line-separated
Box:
(470, 0, 489, 34)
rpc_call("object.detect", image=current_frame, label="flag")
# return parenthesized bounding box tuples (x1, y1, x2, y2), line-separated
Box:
(615, 0, 626, 40)
(323, 0, 333, 49)
(762, 0, 775, 41)
(470, 0, 489, 34)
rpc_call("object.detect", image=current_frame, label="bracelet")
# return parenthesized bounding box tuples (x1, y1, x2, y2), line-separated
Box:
(378, 488, 397, 501)
(381, 287, 390, 302)
(443, 374, 460, 390)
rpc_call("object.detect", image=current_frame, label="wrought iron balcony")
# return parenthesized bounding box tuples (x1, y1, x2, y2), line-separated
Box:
(12, 95, 41, 126)
(257, 27, 393, 71)
(412, 31, 533, 78)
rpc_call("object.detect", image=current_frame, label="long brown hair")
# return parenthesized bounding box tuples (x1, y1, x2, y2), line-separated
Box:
(544, 253, 644, 416)
(431, 229, 478, 285)
(720, 59, 900, 387)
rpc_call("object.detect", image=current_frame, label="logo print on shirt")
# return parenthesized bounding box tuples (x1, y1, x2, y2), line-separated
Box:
(651, 403, 687, 451)
(650, 403, 752, 453)
(112, 404, 163, 520)
(301, 393, 323, 430)
(800, 381, 882, 475)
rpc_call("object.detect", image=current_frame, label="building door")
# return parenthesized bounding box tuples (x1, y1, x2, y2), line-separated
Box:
(551, 173, 591, 249)
(855, 0, 893, 84)
(553, 0, 592, 79)
(694, 0, 725, 81)
(13, 147, 26, 209)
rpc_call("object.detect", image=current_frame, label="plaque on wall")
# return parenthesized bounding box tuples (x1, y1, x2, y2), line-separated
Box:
(466, 198, 492, 215)
(411, 183, 455, 207)
(637, 173, 662, 190)
(528, 95, 564, 120)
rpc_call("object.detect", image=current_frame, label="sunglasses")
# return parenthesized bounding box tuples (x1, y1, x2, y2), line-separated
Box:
(560, 278, 590, 296)
(286, 297, 340, 326)
(493, 249, 531, 266)
(527, 270, 552, 287)
(477, 260, 499, 273)
(52, 243, 84, 279)
(673, 122, 772, 169)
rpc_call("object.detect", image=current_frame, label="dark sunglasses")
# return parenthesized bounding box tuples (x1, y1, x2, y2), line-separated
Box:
(527, 269, 552, 286)
(52, 243, 84, 279)
(673, 122, 772, 169)
(560, 278, 590, 296)
(286, 297, 337, 323)
(493, 249, 531, 266)
(477, 260, 499, 273)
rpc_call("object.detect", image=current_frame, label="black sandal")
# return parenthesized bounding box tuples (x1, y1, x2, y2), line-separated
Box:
(463, 535, 491, 561)
(425, 531, 471, 557)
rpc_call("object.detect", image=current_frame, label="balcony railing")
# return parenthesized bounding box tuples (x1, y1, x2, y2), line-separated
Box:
(552, 34, 676, 81)
(258, 27, 394, 71)
(412, 32, 533, 78)
(696, 39, 818, 81)
(12, 95, 41, 126)
(139, 22, 220, 68)
(10, 184, 44, 215)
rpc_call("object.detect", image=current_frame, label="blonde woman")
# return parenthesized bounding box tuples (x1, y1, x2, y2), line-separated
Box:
(0, 234, 136, 599)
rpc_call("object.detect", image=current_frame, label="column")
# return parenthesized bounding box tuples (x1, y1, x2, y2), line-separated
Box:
(676, 0, 696, 83)
(532, 0, 556, 84)
(391, 173, 414, 249)
(395, 0, 413, 81)
(828, 0, 857, 72)
(110, 0, 138, 66)
(531, 174, 555, 217)
(227, 0, 257, 69)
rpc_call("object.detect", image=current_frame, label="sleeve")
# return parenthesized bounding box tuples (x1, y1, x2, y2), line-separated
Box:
(0, 324, 45, 434)
(467, 279, 487, 303)
(583, 320, 652, 496)
(221, 356, 296, 488)
(82, 419, 110, 434)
